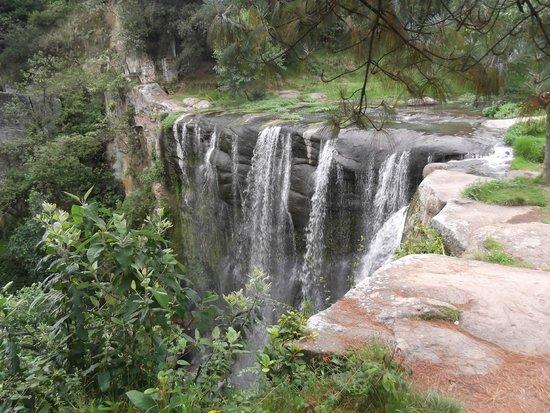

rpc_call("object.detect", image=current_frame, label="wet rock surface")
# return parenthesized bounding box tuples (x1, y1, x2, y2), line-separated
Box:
(300, 254, 550, 412)
(165, 109, 496, 229)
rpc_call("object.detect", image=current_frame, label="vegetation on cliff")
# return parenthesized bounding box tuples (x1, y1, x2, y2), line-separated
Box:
(0, 0, 549, 411)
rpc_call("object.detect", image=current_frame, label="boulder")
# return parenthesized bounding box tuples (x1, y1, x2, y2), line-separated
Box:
(416, 170, 492, 224)
(467, 221, 550, 270)
(275, 89, 301, 99)
(300, 254, 550, 412)
(406, 96, 437, 106)
(193, 100, 211, 110)
(307, 92, 328, 102)
(182, 97, 201, 107)
(431, 198, 545, 258)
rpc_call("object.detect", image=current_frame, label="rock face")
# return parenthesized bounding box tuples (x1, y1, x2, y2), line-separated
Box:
(431, 198, 550, 268)
(165, 112, 495, 229)
(416, 169, 491, 224)
(300, 254, 550, 412)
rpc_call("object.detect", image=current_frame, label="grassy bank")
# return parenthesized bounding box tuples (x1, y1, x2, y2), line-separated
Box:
(503, 120, 546, 171)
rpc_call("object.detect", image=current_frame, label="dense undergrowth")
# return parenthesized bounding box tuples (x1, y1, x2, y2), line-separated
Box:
(0, 199, 461, 411)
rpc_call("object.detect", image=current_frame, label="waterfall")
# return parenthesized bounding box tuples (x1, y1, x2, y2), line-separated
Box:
(301, 139, 337, 308)
(242, 126, 295, 277)
(372, 151, 410, 235)
(173, 118, 189, 176)
(202, 127, 218, 191)
(357, 206, 408, 282)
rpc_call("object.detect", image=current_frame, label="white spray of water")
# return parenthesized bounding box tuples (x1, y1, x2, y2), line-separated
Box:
(301, 139, 337, 308)
(357, 206, 408, 282)
(372, 151, 410, 233)
(243, 126, 294, 275)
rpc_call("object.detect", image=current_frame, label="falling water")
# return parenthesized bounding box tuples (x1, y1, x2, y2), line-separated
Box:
(301, 139, 337, 308)
(202, 128, 218, 191)
(173, 117, 190, 176)
(372, 151, 410, 234)
(357, 206, 408, 282)
(243, 126, 294, 277)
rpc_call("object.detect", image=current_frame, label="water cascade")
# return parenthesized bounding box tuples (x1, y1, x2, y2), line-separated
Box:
(357, 206, 408, 281)
(372, 151, 411, 237)
(301, 139, 337, 308)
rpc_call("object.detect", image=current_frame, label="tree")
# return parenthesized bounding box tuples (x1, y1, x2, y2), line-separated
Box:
(211, 0, 549, 170)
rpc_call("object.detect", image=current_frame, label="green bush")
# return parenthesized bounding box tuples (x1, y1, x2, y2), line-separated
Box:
(503, 120, 545, 145)
(482, 102, 522, 119)
(396, 224, 446, 258)
(513, 135, 545, 163)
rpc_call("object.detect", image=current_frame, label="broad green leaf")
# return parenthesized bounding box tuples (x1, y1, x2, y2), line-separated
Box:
(152, 289, 169, 309)
(115, 247, 133, 269)
(97, 371, 110, 392)
(212, 326, 220, 340)
(87, 244, 104, 263)
(126, 390, 157, 411)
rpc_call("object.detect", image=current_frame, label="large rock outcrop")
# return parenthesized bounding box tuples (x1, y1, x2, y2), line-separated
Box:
(300, 254, 550, 412)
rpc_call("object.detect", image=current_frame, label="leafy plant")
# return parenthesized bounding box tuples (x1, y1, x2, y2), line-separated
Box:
(396, 223, 446, 258)
(0, 195, 203, 410)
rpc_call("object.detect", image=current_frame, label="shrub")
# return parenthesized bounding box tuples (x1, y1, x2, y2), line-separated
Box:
(503, 120, 545, 145)
(0, 200, 201, 410)
(513, 135, 545, 163)
(482, 102, 522, 119)
(396, 224, 446, 258)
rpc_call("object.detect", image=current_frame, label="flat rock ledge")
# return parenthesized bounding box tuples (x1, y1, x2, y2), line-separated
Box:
(300, 254, 550, 412)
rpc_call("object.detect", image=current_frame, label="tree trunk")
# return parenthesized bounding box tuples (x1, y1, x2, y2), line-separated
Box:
(544, 107, 550, 180)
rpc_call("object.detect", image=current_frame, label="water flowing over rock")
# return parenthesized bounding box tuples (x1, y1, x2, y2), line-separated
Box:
(165, 107, 498, 309)
(241, 126, 296, 296)
(301, 139, 337, 309)
(358, 206, 408, 281)
(372, 151, 411, 233)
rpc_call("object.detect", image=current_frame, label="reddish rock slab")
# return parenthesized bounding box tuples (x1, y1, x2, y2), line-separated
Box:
(300, 255, 550, 412)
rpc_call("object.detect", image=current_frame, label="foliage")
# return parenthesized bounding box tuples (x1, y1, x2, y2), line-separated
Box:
(463, 177, 548, 207)
(118, 0, 212, 76)
(396, 223, 447, 258)
(120, 161, 166, 228)
(161, 111, 184, 134)
(474, 238, 525, 267)
(0, 199, 200, 409)
(503, 120, 546, 170)
(482, 102, 523, 119)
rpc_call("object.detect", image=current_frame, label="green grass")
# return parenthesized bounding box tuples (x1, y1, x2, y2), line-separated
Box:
(475, 238, 525, 267)
(463, 177, 548, 207)
(396, 224, 447, 258)
(503, 120, 546, 171)
(160, 111, 184, 133)
(420, 305, 462, 323)
(171, 50, 478, 117)
(511, 156, 542, 171)
(222, 343, 462, 413)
